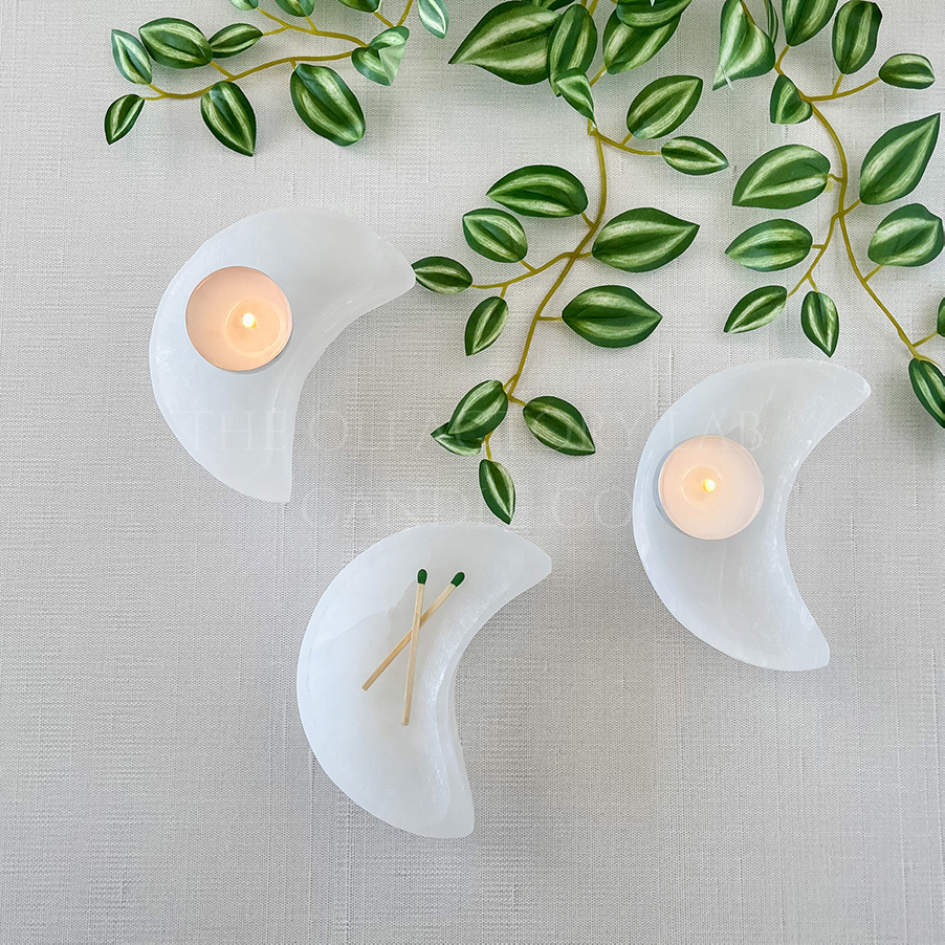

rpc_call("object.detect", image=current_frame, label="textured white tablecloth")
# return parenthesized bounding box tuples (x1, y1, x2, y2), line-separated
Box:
(1, 1, 944, 942)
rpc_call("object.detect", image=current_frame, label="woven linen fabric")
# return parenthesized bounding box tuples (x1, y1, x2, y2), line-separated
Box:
(1, 1, 944, 942)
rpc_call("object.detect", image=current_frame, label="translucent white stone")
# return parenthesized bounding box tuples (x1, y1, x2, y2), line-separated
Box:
(296, 523, 552, 837)
(633, 359, 870, 671)
(150, 208, 414, 502)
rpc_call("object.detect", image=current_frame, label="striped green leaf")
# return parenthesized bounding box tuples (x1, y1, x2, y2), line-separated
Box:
(523, 396, 595, 456)
(418, 0, 449, 38)
(200, 82, 256, 156)
(431, 422, 482, 456)
(449, 2, 559, 86)
(661, 136, 729, 175)
(726, 219, 813, 271)
(763, 0, 780, 44)
(139, 18, 212, 70)
(462, 209, 528, 263)
(782, 0, 838, 46)
(209, 24, 263, 58)
(616, 0, 692, 29)
(534, 0, 578, 8)
(868, 204, 944, 268)
(479, 460, 516, 523)
(561, 285, 662, 348)
(229, 0, 259, 8)
(548, 4, 597, 94)
(275, 0, 315, 15)
(487, 165, 588, 218)
(832, 1, 881, 74)
(111, 31, 152, 85)
(724, 285, 787, 333)
(770, 74, 812, 124)
(412, 256, 472, 293)
(734, 144, 830, 209)
(336, 0, 381, 11)
(465, 297, 509, 355)
(715, 0, 775, 90)
(908, 359, 945, 428)
(104, 94, 145, 144)
(448, 380, 509, 440)
(592, 208, 699, 272)
(859, 115, 940, 205)
(602, 13, 678, 74)
(626, 75, 702, 139)
(879, 54, 935, 90)
(557, 70, 595, 121)
(290, 65, 365, 146)
(801, 291, 839, 356)
(352, 27, 409, 86)
(939, 298, 945, 337)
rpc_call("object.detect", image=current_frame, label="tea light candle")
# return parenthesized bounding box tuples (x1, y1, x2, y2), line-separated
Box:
(186, 266, 292, 372)
(658, 435, 764, 540)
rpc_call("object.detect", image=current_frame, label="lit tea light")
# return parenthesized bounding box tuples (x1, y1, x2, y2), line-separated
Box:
(186, 266, 292, 372)
(658, 435, 764, 540)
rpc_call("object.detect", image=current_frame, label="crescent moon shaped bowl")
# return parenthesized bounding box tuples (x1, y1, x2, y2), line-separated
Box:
(297, 523, 552, 838)
(150, 208, 415, 502)
(633, 359, 870, 672)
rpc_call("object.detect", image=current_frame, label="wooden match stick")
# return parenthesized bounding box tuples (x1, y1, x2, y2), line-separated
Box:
(402, 570, 427, 726)
(362, 572, 465, 692)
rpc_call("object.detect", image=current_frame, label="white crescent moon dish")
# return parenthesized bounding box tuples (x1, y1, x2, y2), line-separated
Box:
(150, 208, 415, 502)
(632, 359, 870, 671)
(296, 523, 552, 837)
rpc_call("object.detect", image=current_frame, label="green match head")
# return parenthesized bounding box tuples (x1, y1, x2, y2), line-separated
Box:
(451, 572, 465, 586)
(418, 569, 428, 584)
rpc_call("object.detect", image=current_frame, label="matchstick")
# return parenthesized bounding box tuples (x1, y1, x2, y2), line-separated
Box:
(402, 570, 427, 726)
(362, 572, 465, 692)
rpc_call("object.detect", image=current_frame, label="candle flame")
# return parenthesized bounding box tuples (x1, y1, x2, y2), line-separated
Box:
(702, 478, 717, 493)
(241, 312, 258, 329)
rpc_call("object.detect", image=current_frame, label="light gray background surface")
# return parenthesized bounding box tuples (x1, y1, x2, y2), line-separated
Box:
(1, 1, 944, 942)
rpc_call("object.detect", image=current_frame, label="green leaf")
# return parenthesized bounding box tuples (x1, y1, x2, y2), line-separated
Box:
(431, 422, 482, 456)
(782, 0, 839, 46)
(832, 1, 881, 74)
(275, 0, 315, 16)
(418, 0, 449, 38)
(938, 298, 945, 337)
(352, 26, 409, 86)
(763, 0, 780, 44)
(479, 460, 516, 523)
(448, 380, 509, 440)
(290, 65, 365, 146)
(859, 115, 940, 205)
(733, 144, 831, 209)
(200, 82, 256, 156)
(616, 0, 692, 29)
(879, 54, 935, 90)
(111, 30, 152, 85)
(868, 203, 944, 267)
(337, 0, 381, 11)
(592, 208, 699, 272)
(548, 4, 597, 94)
(725, 219, 813, 271)
(724, 285, 787, 333)
(769, 74, 812, 124)
(465, 297, 509, 355)
(229, 0, 259, 8)
(209, 24, 263, 58)
(534, 0, 577, 8)
(139, 18, 213, 69)
(449, 1, 559, 86)
(523, 396, 595, 456)
(462, 209, 528, 263)
(557, 70, 595, 121)
(626, 75, 702, 139)
(909, 359, 945, 428)
(660, 136, 729, 175)
(561, 285, 662, 348)
(412, 256, 473, 293)
(715, 0, 775, 90)
(487, 165, 588, 218)
(603, 13, 678, 74)
(801, 291, 839, 356)
(104, 94, 145, 144)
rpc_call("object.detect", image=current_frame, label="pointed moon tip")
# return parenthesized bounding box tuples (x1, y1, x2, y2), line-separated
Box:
(451, 572, 465, 586)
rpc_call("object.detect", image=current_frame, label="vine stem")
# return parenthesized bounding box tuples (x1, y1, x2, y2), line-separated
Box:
(469, 252, 582, 290)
